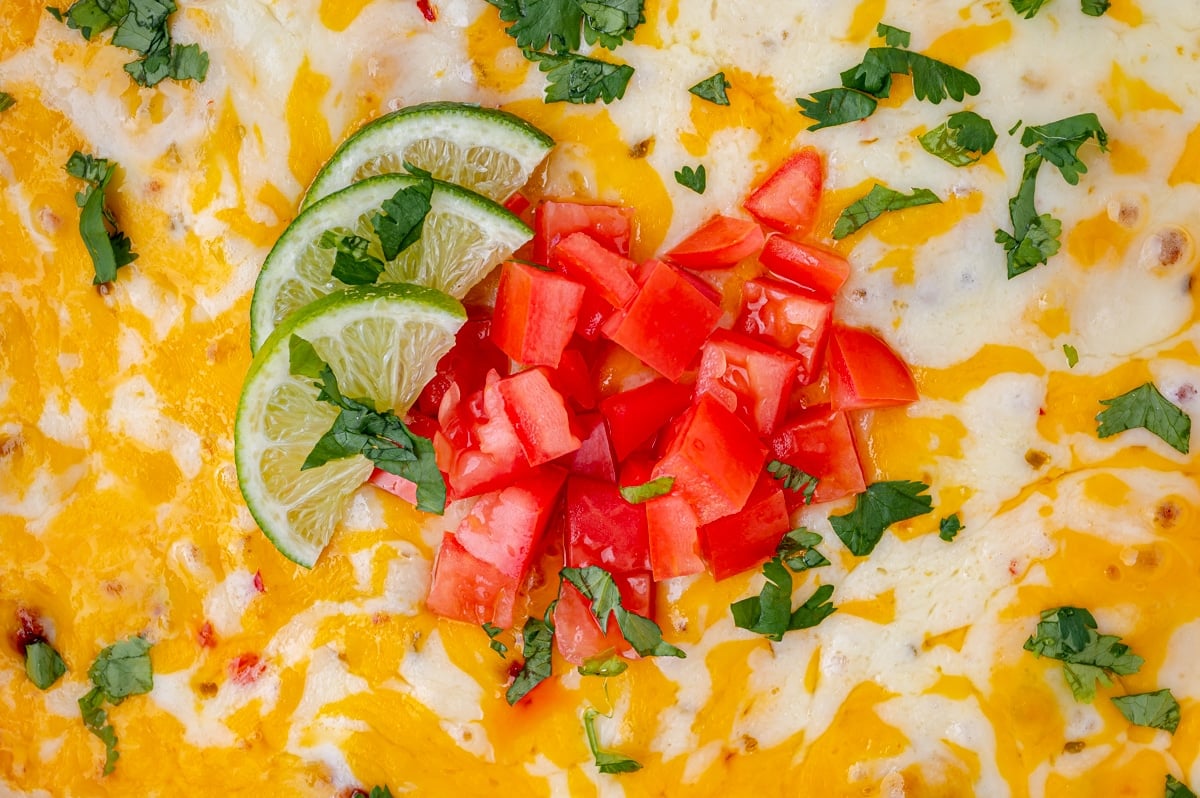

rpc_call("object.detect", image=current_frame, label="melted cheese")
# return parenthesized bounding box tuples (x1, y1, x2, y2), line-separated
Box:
(2, 0, 1200, 795)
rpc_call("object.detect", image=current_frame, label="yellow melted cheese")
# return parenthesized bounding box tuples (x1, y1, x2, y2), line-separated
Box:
(2, 0, 1200, 795)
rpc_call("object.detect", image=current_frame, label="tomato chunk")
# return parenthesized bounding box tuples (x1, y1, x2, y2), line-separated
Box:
(664, 215, 765, 270)
(598, 378, 693, 461)
(601, 260, 722, 381)
(563, 412, 618, 481)
(743, 148, 823, 235)
(367, 468, 418, 505)
(492, 261, 585, 368)
(769, 404, 866, 508)
(534, 201, 634, 263)
(736, 276, 832, 386)
(436, 376, 532, 499)
(453, 467, 567, 580)
(645, 492, 705, 580)
(759, 235, 850, 299)
(553, 582, 630, 665)
(552, 232, 639, 309)
(564, 476, 651, 574)
(828, 325, 919, 410)
(695, 330, 800, 436)
(426, 533, 520, 628)
(574, 288, 613, 341)
(653, 394, 767, 525)
(494, 367, 582, 466)
(417, 316, 509, 417)
(699, 474, 790, 580)
(615, 571, 653, 619)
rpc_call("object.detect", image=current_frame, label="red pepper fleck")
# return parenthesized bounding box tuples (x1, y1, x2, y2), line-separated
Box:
(13, 608, 46, 655)
(253, 570, 265, 593)
(416, 0, 437, 21)
(229, 652, 266, 685)
(197, 621, 217, 649)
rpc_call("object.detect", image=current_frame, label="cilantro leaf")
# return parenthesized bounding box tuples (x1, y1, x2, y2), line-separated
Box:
(1020, 113, 1108, 185)
(1081, 0, 1110, 14)
(619, 476, 675, 504)
(79, 686, 120, 774)
(319, 231, 386, 285)
(875, 22, 910, 48)
(579, 653, 628, 677)
(482, 623, 507, 658)
(1111, 689, 1180, 733)
(525, 50, 634, 104)
(1167, 775, 1199, 798)
(373, 173, 434, 261)
(689, 72, 730, 105)
(766, 460, 818, 504)
(1096, 382, 1191, 455)
(579, 0, 644, 49)
(561, 566, 685, 658)
(1023, 607, 1143, 702)
(54, 0, 126, 40)
(919, 110, 998, 167)
(66, 151, 138, 284)
(488, 0, 582, 53)
(583, 708, 642, 774)
(832, 184, 942, 240)
(829, 480, 933, 556)
(126, 41, 209, 87)
(367, 788, 395, 798)
(796, 88, 878, 130)
(847, 48, 981, 104)
(79, 636, 154, 775)
(1063, 344, 1079, 368)
(674, 164, 706, 194)
(938, 514, 963, 542)
(731, 558, 836, 641)
(0, 92, 14, 112)
(25, 640, 67, 690)
(506, 610, 555, 705)
(776, 528, 830, 572)
(1011, 0, 1109, 17)
(995, 151, 1062, 278)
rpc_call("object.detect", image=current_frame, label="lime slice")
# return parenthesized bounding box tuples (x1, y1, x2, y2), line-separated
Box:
(250, 173, 529, 352)
(235, 283, 465, 567)
(302, 101, 554, 208)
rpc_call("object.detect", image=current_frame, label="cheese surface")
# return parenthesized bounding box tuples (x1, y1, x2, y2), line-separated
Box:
(1, 0, 1199, 795)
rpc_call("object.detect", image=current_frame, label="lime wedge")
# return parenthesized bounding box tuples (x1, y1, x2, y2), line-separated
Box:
(302, 101, 554, 208)
(235, 283, 465, 567)
(250, 174, 529, 352)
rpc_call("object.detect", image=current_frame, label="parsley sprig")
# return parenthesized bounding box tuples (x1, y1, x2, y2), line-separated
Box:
(1096, 382, 1191, 455)
(78, 636, 154, 775)
(1023, 607, 1143, 702)
(66, 151, 138, 285)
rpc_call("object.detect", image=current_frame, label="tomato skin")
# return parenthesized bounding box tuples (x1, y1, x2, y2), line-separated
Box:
(695, 330, 800, 437)
(645, 492, 705, 580)
(562, 412, 618, 481)
(367, 468, 419, 505)
(534, 201, 634, 263)
(494, 367, 582, 467)
(614, 571, 653, 618)
(564, 476, 651, 574)
(653, 394, 767, 525)
(699, 473, 790, 580)
(574, 288, 613, 340)
(553, 582, 630, 665)
(492, 261, 585, 368)
(743, 148, 823, 235)
(665, 214, 765, 270)
(736, 276, 832, 385)
(598, 378, 693, 461)
(828, 325, 919, 410)
(454, 467, 567, 580)
(552, 232, 640, 309)
(426, 533, 520, 627)
(601, 259, 722, 382)
(759, 235, 850, 299)
(769, 404, 866, 508)
(416, 316, 510, 418)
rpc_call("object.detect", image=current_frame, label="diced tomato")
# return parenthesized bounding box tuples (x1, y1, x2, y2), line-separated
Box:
(653, 394, 766, 525)
(436, 375, 532, 499)
(743, 148, 823, 235)
(769, 404, 866, 508)
(759, 235, 850, 299)
(562, 412, 617, 481)
(664, 215, 765, 270)
(552, 232, 640, 309)
(493, 368, 582, 467)
(426, 532, 520, 627)
(417, 316, 510, 417)
(736, 276, 832, 385)
(601, 260, 722, 382)
(645, 492, 705, 580)
(574, 288, 613, 340)
(617, 450, 656, 488)
(492, 261, 585, 368)
(695, 330, 800, 436)
(614, 571, 653, 619)
(229, 653, 266, 685)
(504, 192, 531, 216)
(454, 467, 567, 580)
(699, 474, 790, 580)
(553, 582, 629, 665)
(368, 468, 419, 505)
(548, 347, 598, 411)
(564, 476, 651, 574)
(828, 325, 919, 410)
(534, 201, 634, 263)
(598, 378, 693, 461)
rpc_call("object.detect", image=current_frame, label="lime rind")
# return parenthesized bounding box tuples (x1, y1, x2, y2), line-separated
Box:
(236, 283, 465, 568)
(249, 174, 530, 352)
(302, 101, 554, 208)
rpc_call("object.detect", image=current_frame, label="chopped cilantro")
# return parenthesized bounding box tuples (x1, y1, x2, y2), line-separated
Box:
(583, 708, 642, 774)
(832, 184, 942, 240)
(524, 50, 634, 104)
(1081, 0, 1110, 14)
(373, 167, 434, 260)
(1011, 0, 1110, 17)
(1096, 382, 1191, 455)
(319, 231, 385, 285)
(731, 557, 836, 641)
(875, 22, 910, 48)
(65, 151, 138, 285)
(688, 71, 730, 105)
(482, 623, 508, 658)
(829, 480, 933, 556)
(579, 653, 628, 677)
(1023, 607, 1143, 702)
(578, 0, 645, 49)
(795, 88, 878, 131)
(289, 335, 446, 514)
(561, 566, 685, 658)
(487, 0, 583, 52)
(79, 636, 154, 775)
(776, 528, 830, 572)
(506, 608, 555, 705)
(938, 514, 963, 542)
(0, 92, 14, 112)
(25, 640, 67, 690)
(674, 164, 706, 194)
(1063, 344, 1079, 368)
(918, 110, 998, 167)
(368, 788, 395, 798)
(1020, 114, 1108, 186)
(1111, 689, 1180, 733)
(619, 476, 674, 504)
(766, 460, 818, 505)
(1167, 775, 1199, 798)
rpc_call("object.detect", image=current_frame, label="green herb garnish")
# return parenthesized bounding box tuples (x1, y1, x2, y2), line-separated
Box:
(689, 72, 730, 105)
(674, 164, 706, 194)
(829, 480, 933, 556)
(66, 151, 138, 285)
(1096, 382, 1191, 455)
(1023, 607, 1143, 702)
(832, 184, 942, 240)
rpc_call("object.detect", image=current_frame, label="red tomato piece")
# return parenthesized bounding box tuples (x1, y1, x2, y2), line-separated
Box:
(426, 533, 519, 627)
(574, 288, 613, 340)
(769, 404, 866, 508)
(759, 235, 850, 299)
(564, 476, 651, 574)
(436, 375, 532, 499)
(503, 192, 531, 216)
(229, 653, 266, 685)
(367, 468, 419, 505)
(601, 260, 722, 382)
(664, 214, 765, 270)
(617, 450, 657, 488)
(553, 582, 630, 665)
(699, 473, 790, 580)
(828, 325, 919, 410)
(548, 347, 598, 411)
(552, 232, 640, 309)
(534, 201, 634, 263)
(645, 492, 705, 580)
(736, 276, 832, 386)
(494, 367, 582, 467)
(743, 148, 824, 235)
(416, 316, 510, 417)
(653, 394, 767, 525)
(492, 261, 585, 369)
(453, 467, 567, 579)
(695, 330, 801, 437)
(614, 571, 653, 619)
(562, 412, 617, 481)
(598, 378, 693, 461)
